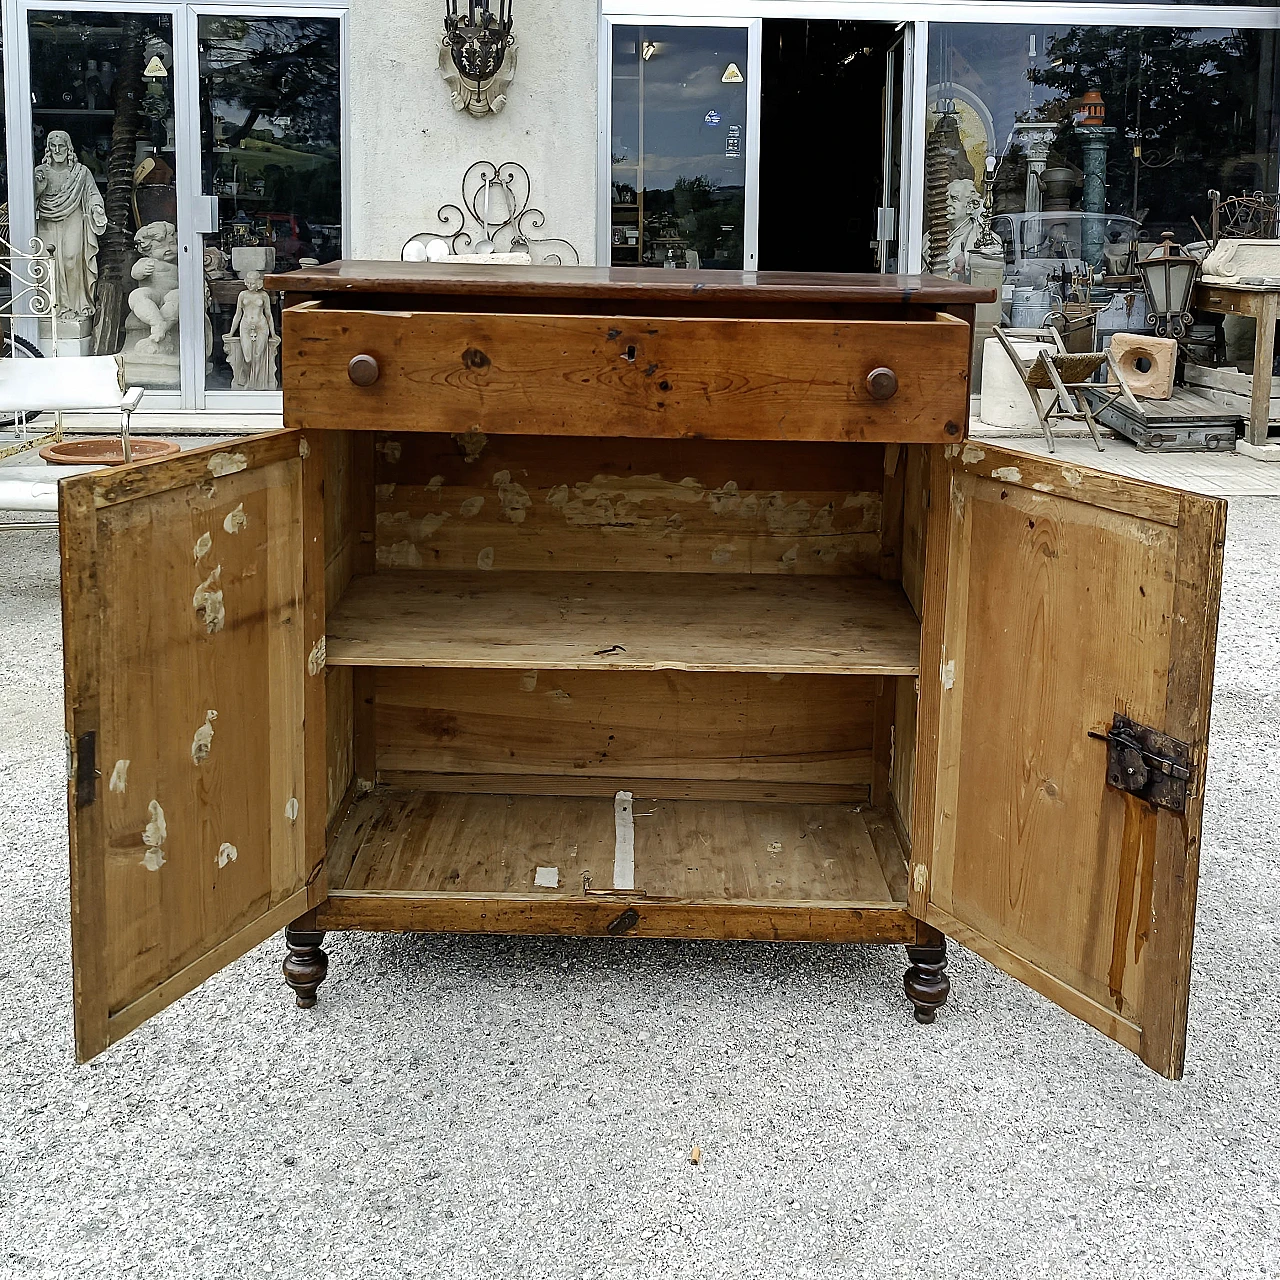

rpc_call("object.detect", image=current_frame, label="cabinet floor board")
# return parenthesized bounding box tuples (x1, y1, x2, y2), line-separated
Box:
(331, 786, 908, 906)
(325, 571, 920, 675)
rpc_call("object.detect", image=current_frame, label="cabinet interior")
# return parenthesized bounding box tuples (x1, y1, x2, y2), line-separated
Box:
(321, 430, 925, 908)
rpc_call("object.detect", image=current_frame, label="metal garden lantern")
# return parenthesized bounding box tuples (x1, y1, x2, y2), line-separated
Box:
(1136, 231, 1200, 340)
(440, 0, 516, 116)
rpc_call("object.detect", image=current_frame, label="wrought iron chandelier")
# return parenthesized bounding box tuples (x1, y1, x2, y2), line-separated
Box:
(444, 0, 514, 90)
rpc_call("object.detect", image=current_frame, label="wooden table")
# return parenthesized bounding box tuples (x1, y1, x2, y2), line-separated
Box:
(1194, 280, 1279, 446)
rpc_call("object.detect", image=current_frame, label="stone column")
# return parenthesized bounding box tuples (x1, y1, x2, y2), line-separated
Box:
(1075, 125, 1115, 268)
(1014, 122, 1058, 214)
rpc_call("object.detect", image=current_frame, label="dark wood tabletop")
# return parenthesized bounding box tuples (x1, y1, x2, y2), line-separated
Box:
(265, 260, 997, 305)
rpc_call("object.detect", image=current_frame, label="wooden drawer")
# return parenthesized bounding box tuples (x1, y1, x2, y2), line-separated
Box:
(281, 303, 971, 443)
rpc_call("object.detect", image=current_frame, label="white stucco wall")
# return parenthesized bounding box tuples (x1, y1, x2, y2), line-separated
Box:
(347, 0, 598, 264)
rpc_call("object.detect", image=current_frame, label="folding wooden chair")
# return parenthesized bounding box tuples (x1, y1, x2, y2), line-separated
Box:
(992, 325, 1143, 453)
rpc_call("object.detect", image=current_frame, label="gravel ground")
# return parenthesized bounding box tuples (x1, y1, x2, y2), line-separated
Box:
(1, 500, 1277, 1280)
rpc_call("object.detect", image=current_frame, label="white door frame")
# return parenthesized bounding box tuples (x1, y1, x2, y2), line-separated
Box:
(597, 15, 762, 271)
(3, 0, 347, 411)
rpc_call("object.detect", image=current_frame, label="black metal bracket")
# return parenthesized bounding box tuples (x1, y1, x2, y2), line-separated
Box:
(1089, 712, 1191, 813)
(74, 731, 98, 808)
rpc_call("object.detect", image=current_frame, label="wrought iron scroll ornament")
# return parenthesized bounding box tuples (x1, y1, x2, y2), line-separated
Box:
(402, 161, 579, 266)
(0, 230, 59, 334)
(1208, 188, 1280, 244)
(440, 0, 516, 116)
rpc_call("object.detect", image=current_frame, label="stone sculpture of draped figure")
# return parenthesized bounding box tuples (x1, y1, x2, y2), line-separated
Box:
(34, 129, 108, 322)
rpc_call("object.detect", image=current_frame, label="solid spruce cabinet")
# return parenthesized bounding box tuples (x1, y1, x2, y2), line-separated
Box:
(59, 264, 1225, 1078)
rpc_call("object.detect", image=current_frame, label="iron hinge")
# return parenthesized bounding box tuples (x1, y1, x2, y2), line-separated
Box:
(74, 730, 98, 808)
(1089, 713, 1191, 813)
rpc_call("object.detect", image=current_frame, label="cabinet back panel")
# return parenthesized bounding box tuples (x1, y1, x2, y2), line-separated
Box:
(375, 668, 874, 797)
(371, 433, 886, 576)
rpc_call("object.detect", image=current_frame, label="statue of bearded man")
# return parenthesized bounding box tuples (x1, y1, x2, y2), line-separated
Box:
(34, 129, 108, 321)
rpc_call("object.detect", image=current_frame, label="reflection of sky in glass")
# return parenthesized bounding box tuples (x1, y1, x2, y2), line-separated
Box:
(614, 27, 749, 193)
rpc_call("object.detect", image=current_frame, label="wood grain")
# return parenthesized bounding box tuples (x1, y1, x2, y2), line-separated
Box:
(912, 441, 1225, 1078)
(372, 432, 887, 578)
(60, 432, 314, 1062)
(269, 260, 996, 307)
(331, 786, 907, 907)
(374, 668, 875, 790)
(325, 571, 920, 675)
(283, 307, 972, 444)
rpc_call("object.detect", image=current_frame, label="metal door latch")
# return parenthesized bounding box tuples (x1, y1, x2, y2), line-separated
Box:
(1089, 713, 1191, 812)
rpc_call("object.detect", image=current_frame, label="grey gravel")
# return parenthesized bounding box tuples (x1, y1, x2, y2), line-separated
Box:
(1, 500, 1278, 1279)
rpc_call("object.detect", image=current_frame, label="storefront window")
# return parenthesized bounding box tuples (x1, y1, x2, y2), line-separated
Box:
(28, 11, 180, 382)
(925, 23, 1280, 287)
(610, 26, 749, 269)
(199, 15, 341, 393)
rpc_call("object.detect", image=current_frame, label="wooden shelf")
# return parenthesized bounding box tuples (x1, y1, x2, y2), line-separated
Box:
(331, 786, 908, 905)
(326, 571, 920, 676)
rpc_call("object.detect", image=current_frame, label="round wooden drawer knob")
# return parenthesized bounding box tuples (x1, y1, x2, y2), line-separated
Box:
(348, 354, 380, 387)
(866, 367, 898, 400)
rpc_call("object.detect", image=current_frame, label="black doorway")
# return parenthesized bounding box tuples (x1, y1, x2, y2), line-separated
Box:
(759, 20, 901, 273)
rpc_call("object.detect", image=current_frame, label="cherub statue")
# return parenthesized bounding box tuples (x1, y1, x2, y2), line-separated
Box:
(127, 220, 180, 354)
(222, 270, 280, 390)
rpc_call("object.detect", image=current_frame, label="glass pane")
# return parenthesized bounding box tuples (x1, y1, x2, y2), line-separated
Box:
(611, 25, 749, 270)
(199, 15, 342, 392)
(28, 11, 180, 387)
(925, 23, 1280, 282)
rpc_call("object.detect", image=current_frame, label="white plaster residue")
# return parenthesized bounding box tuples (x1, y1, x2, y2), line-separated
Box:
(612, 791, 635, 891)
(575, 474, 704, 506)
(285, 797, 300, 822)
(298, 437, 311, 459)
(992, 466, 1023, 484)
(141, 800, 167, 871)
(207, 451, 247, 477)
(534, 866, 559, 888)
(476, 547, 495, 570)
(460, 496, 484, 517)
(1032, 482, 1056, 493)
(519, 671, 538, 692)
(376, 509, 450, 543)
(455, 429, 487, 462)
(765, 494, 813, 534)
(307, 635, 326, 676)
(492, 470, 532, 523)
(375, 483, 396, 502)
(376, 540, 425, 568)
(223, 503, 248, 534)
(941, 658, 956, 690)
(193, 531, 212, 561)
(912, 863, 929, 893)
(548, 688, 570, 702)
(811, 502, 835, 535)
(961, 443, 986, 464)
(377, 440, 402, 464)
(766, 840, 783, 856)
(944, 443, 961, 459)
(427, 474, 444, 492)
(707, 480, 741, 515)
(766, 673, 786, 682)
(779, 544, 799, 570)
(710, 545, 734, 566)
(1061, 466, 1084, 488)
(108, 759, 130, 794)
(192, 566, 225, 634)
(814, 545, 839, 564)
(191, 709, 218, 764)
(217, 842, 238, 869)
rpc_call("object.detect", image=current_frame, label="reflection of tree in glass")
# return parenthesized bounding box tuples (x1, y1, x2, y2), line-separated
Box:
(200, 18, 341, 228)
(644, 174, 745, 269)
(1028, 27, 1275, 233)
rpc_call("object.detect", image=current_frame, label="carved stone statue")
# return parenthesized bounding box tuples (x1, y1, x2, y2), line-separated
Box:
(222, 271, 280, 390)
(34, 129, 107, 323)
(439, 36, 517, 116)
(921, 178, 989, 278)
(121, 220, 181, 387)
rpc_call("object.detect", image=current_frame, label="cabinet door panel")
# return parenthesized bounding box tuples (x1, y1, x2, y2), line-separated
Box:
(911, 444, 1225, 1079)
(61, 430, 326, 1062)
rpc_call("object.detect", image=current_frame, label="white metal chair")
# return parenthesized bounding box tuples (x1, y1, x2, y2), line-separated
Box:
(0, 354, 144, 531)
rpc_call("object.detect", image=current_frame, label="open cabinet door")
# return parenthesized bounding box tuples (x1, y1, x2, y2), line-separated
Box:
(61, 431, 326, 1062)
(910, 443, 1226, 1079)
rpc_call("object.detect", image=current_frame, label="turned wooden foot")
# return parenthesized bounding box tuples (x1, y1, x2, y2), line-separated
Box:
(904, 937, 949, 1024)
(283, 923, 328, 1008)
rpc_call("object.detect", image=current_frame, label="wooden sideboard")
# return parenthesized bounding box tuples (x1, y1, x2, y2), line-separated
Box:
(59, 263, 1225, 1079)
